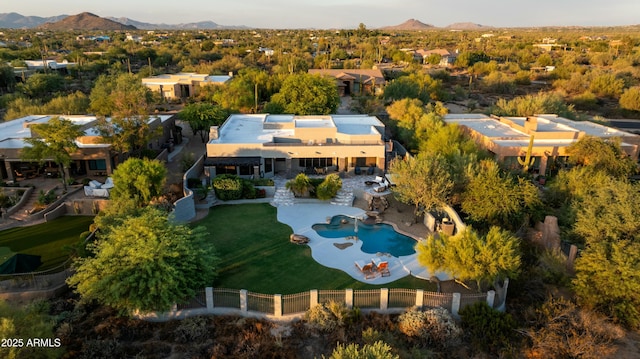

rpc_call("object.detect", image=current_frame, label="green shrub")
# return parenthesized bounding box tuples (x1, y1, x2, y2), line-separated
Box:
(212, 174, 243, 201)
(36, 189, 56, 206)
(316, 174, 343, 200)
(459, 301, 517, 354)
(251, 178, 275, 186)
(285, 173, 313, 197)
(241, 180, 257, 199)
(327, 341, 399, 359)
(397, 307, 462, 348)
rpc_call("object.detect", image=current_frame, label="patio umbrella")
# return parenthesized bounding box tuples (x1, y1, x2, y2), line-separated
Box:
(0, 247, 42, 274)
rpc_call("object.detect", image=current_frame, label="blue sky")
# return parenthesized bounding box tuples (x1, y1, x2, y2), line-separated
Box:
(5, 0, 639, 28)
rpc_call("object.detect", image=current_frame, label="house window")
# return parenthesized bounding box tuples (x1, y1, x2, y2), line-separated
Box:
(239, 166, 252, 176)
(216, 165, 236, 175)
(88, 159, 107, 170)
(264, 158, 273, 173)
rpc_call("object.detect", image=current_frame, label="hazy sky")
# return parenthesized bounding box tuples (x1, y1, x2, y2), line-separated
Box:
(5, 0, 639, 28)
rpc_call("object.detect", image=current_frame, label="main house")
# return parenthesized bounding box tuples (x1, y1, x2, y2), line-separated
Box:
(142, 72, 232, 101)
(0, 114, 176, 182)
(205, 114, 388, 179)
(444, 113, 640, 175)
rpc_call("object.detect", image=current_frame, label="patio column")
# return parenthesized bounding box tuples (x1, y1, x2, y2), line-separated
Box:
(345, 289, 353, 309)
(310, 289, 318, 308)
(451, 293, 461, 319)
(206, 287, 214, 311)
(274, 294, 282, 317)
(380, 288, 389, 310)
(240, 289, 248, 312)
(3, 161, 14, 181)
(415, 289, 424, 309)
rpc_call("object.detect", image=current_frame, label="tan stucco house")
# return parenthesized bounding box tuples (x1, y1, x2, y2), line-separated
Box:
(142, 72, 232, 101)
(444, 113, 640, 175)
(0, 114, 177, 182)
(205, 114, 388, 178)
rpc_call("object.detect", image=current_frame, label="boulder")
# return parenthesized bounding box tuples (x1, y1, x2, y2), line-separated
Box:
(290, 234, 310, 244)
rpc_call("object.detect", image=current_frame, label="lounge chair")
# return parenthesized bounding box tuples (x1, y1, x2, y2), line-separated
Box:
(354, 166, 362, 175)
(355, 260, 377, 279)
(371, 258, 391, 277)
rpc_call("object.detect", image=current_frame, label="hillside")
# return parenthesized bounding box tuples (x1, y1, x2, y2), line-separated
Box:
(381, 18, 435, 31)
(38, 12, 136, 31)
(0, 12, 66, 28)
(106, 17, 247, 30)
(445, 22, 493, 30)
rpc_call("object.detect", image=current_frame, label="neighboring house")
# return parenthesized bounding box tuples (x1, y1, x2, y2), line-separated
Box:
(444, 113, 640, 175)
(0, 114, 176, 182)
(205, 114, 388, 179)
(414, 48, 458, 66)
(307, 69, 385, 96)
(141, 72, 232, 101)
(23, 60, 77, 71)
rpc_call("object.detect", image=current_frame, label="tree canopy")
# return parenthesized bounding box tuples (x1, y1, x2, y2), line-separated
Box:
(389, 154, 454, 219)
(416, 226, 520, 291)
(179, 103, 228, 143)
(67, 207, 218, 314)
(461, 160, 542, 230)
(267, 73, 340, 115)
(90, 73, 157, 156)
(21, 117, 83, 190)
(110, 157, 167, 208)
(565, 135, 637, 178)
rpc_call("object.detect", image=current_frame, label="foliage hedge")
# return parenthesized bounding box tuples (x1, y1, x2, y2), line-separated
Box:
(212, 174, 243, 201)
(212, 174, 267, 200)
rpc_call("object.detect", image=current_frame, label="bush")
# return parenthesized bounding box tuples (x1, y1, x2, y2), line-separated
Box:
(316, 174, 342, 200)
(36, 189, 56, 206)
(285, 173, 313, 197)
(174, 316, 210, 342)
(241, 180, 257, 199)
(397, 307, 462, 348)
(305, 301, 358, 332)
(327, 341, 399, 359)
(459, 301, 517, 354)
(251, 178, 274, 186)
(212, 174, 243, 201)
(523, 297, 624, 359)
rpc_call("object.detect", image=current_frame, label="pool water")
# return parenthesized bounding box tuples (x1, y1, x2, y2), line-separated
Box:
(312, 215, 417, 257)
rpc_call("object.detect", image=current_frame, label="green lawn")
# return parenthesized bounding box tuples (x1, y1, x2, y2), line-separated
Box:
(0, 216, 94, 271)
(196, 203, 436, 294)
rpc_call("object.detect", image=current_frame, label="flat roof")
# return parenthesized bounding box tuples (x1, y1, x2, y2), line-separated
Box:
(210, 114, 384, 145)
(444, 116, 527, 138)
(0, 115, 172, 150)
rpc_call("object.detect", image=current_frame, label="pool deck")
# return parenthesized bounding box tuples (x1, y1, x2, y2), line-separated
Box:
(277, 203, 453, 284)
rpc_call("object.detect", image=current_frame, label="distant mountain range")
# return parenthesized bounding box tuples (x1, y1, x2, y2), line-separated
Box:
(0, 12, 247, 30)
(381, 19, 493, 31)
(39, 12, 136, 31)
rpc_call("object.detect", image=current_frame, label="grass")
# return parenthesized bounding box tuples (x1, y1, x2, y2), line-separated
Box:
(196, 203, 436, 294)
(0, 216, 94, 271)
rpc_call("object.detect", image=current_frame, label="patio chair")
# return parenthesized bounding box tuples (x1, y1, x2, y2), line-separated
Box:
(371, 258, 391, 277)
(355, 260, 377, 279)
(354, 166, 362, 175)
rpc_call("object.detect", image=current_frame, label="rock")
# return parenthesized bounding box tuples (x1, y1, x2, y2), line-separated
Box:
(290, 234, 310, 244)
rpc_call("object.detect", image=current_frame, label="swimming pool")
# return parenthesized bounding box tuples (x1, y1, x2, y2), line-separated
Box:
(312, 215, 417, 257)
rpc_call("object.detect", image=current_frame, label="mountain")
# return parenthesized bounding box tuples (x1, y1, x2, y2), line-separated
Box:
(106, 17, 247, 30)
(445, 22, 493, 30)
(0, 12, 67, 28)
(381, 19, 435, 31)
(38, 12, 137, 31)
